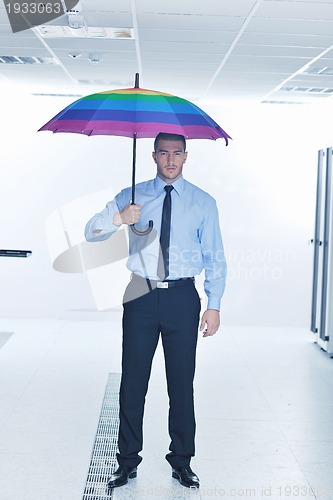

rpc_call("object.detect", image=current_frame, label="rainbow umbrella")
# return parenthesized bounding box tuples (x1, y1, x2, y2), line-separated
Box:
(39, 74, 231, 234)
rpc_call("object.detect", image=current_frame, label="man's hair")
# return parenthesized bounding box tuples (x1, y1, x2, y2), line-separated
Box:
(154, 133, 186, 152)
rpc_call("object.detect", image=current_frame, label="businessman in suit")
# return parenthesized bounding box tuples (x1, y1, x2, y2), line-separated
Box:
(85, 132, 227, 489)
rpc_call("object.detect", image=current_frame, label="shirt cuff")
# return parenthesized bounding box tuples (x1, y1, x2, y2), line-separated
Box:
(207, 296, 221, 311)
(93, 217, 120, 233)
(85, 218, 120, 242)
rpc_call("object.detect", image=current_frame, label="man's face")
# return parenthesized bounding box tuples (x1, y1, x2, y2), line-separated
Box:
(152, 139, 188, 184)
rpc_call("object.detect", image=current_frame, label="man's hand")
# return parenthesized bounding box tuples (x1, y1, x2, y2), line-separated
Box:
(113, 204, 142, 226)
(199, 309, 220, 337)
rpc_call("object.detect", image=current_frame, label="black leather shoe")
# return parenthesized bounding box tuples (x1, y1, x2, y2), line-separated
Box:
(172, 466, 200, 489)
(107, 465, 137, 489)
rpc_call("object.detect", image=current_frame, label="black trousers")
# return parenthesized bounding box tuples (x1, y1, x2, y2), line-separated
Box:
(116, 277, 201, 469)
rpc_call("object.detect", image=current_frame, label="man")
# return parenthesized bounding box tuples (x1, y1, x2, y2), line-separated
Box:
(85, 132, 227, 490)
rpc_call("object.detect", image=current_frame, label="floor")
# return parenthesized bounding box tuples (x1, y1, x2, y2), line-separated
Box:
(0, 317, 333, 500)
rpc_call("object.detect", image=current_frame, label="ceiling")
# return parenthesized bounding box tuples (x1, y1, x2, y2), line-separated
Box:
(1, 0, 333, 103)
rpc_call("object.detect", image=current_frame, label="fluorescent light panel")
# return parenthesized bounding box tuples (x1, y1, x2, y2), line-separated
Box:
(35, 26, 134, 39)
(281, 86, 333, 94)
(0, 56, 56, 65)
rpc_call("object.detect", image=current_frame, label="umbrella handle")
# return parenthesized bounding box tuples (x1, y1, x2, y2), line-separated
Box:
(130, 220, 153, 236)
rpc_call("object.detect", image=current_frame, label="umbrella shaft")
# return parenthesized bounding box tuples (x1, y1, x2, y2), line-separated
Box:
(131, 132, 137, 204)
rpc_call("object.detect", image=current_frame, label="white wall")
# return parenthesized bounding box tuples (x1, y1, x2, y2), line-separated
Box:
(1, 87, 331, 326)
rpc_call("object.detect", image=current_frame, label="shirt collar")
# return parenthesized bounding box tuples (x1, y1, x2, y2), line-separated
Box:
(154, 175, 185, 196)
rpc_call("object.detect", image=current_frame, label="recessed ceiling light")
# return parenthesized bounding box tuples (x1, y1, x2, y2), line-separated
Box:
(32, 93, 84, 97)
(68, 52, 82, 59)
(88, 53, 103, 64)
(0, 55, 56, 65)
(281, 86, 333, 94)
(261, 100, 307, 105)
(301, 66, 333, 76)
(36, 26, 134, 39)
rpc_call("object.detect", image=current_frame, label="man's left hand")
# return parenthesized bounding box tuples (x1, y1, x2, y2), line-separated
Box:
(199, 309, 220, 337)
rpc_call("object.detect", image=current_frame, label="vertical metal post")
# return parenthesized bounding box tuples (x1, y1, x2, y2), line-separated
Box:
(311, 150, 324, 333)
(319, 147, 332, 342)
(324, 148, 333, 354)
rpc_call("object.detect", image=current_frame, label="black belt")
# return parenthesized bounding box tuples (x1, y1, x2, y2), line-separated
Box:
(131, 274, 194, 289)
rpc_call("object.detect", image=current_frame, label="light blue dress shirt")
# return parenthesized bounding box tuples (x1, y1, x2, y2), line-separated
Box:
(85, 175, 227, 310)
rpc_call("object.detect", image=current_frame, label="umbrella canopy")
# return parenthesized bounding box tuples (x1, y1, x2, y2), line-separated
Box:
(39, 78, 231, 144)
(39, 74, 231, 235)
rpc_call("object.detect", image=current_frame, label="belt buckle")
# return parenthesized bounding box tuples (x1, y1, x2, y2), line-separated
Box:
(157, 281, 168, 289)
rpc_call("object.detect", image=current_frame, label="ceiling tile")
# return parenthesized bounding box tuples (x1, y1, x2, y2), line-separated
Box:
(45, 38, 135, 52)
(232, 45, 321, 58)
(0, 35, 46, 49)
(136, 0, 258, 16)
(256, 0, 333, 20)
(239, 32, 333, 48)
(0, 48, 52, 58)
(84, 12, 133, 27)
(84, 0, 132, 11)
(0, 9, 10, 25)
(247, 18, 333, 36)
(140, 40, 229, 55)
(224, 54, 313, 69)
(319, 55, 333, 62)
(140, 59, 218, 72)
(141, 51, 222, 63)
(137, 13, 245, 31)
(289, 75, 333, 86)
(138, 28, 237, 44)
(69, 66, 137, 80)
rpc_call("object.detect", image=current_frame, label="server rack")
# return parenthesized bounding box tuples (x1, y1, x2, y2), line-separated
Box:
(311, 147, 333, 355)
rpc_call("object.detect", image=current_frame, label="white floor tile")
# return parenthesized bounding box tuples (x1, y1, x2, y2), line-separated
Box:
(0, 452, 87, 500)
(196, 458, 317, 499)
(0, 320, 333, 500)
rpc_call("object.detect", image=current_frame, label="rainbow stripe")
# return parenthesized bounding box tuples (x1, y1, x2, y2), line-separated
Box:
(39, 87, 231, 144)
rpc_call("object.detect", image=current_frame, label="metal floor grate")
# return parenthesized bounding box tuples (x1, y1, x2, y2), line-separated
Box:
(83, 373, 121, 500)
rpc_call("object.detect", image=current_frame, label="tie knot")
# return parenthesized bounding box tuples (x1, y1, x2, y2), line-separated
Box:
(164, 185, 174, 194)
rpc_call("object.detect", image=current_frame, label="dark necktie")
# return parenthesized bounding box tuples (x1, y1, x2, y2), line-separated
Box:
(157, 185, 174, 280)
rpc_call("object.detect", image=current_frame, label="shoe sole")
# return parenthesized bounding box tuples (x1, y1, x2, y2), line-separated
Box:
(172, 471, 199, 489)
